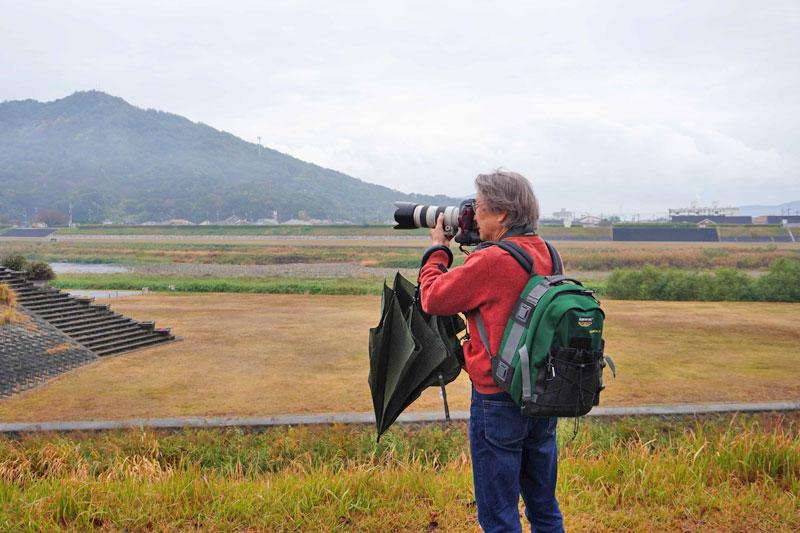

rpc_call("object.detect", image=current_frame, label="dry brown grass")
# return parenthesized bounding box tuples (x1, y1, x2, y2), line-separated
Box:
(0, 282, 17, 325)
(0, 294, 797, 422)
(45, 343, 72, 356)
(0, 283, 16, 306)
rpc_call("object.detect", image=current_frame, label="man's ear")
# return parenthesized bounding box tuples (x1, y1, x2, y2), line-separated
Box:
(496, 211, 508, 225)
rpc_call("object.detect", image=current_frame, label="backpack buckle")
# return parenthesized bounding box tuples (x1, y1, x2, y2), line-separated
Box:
(495, 360, 510, 381)
(545, 358, 556, 381)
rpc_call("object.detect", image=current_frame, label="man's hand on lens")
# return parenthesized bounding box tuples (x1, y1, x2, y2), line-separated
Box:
(430, 213, 452, 247)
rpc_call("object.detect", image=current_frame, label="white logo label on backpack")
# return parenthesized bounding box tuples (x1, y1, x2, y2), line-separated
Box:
(578, 317, 593, 328)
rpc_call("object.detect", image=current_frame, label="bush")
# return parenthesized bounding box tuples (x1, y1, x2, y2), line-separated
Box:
(756, 258, 800, 302)
(606, 260, 800, 302)
(25, 261, 56, 281)
(606, 266, 669, 300)
(698, 268, 755, 301)
(1, 254, 27, 271)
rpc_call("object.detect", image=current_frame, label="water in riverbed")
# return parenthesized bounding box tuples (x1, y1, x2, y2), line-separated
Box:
(50, 262, 132, 274)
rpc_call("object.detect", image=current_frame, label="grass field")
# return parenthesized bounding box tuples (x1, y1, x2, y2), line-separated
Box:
(0, 294, 797, 422)
(0, 413, 797, 531)
(3, 238, 798, 270)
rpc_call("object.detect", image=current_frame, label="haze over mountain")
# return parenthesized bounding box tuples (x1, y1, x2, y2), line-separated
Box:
(0, 91, 457, 224)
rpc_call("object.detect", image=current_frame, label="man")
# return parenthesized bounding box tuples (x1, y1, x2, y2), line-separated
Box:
(418, 170, 564, 533)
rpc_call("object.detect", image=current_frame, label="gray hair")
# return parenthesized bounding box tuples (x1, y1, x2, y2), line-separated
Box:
(474, 169, 540, 231)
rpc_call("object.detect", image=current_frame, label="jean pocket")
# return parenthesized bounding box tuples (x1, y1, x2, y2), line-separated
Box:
(483, 400, 526, 451)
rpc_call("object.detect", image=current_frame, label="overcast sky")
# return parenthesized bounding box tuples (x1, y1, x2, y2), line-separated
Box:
(1, 0, 798, 216)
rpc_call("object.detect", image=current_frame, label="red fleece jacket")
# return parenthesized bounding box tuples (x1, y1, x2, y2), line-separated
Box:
(419, 235, 555, 394)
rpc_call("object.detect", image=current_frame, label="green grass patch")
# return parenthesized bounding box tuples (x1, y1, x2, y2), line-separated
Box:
(716, 224, 788, 238)
(0, 413, 797, 531)
(51, 274, 386, 296)
(51, 273, 606, 297)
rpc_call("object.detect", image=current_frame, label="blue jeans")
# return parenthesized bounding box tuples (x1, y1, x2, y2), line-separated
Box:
(469, 388, 564, 533)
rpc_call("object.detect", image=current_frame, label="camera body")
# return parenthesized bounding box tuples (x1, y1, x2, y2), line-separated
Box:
(393, 199, 481, 246)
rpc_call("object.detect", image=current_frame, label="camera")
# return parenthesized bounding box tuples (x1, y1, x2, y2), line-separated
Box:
(393, 199, 481, 246)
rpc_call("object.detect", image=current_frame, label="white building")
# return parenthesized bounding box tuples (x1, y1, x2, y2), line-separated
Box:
(669, 202, 738, 217)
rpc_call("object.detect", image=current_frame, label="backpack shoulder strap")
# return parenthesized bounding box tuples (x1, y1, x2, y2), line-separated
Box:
(473, 310, 494, 358)
(544, 241, 564, 275)
(474, 239, 533, 274)
(470, 238, 536, 364)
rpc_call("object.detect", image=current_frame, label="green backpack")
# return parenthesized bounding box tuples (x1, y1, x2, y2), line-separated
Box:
(474, 240, 615, 418)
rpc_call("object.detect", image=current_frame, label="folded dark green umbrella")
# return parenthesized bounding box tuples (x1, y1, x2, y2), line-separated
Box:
(368, 273, 465, 438)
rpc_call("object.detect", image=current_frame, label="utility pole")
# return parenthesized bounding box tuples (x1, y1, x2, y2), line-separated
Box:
(257, 136, 262, 156)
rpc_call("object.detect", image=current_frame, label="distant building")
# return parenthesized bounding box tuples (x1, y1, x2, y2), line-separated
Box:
(552, 208, 573, 221)
(255, 211, 279, 225)
(220, 215, 248, 225)
(574, 215, 602, 227)
(669, 202, 738, 218)
(551, 208, 574, 228)
(538, 218, 563, 226)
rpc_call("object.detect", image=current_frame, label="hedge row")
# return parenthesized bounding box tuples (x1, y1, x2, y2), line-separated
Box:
(606, 259, 800, 302)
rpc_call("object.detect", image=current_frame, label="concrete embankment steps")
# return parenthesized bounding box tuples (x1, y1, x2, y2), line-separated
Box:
(0, 266, 175, 357)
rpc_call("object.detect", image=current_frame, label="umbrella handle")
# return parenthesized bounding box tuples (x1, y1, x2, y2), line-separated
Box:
(438, 372, 451, 423)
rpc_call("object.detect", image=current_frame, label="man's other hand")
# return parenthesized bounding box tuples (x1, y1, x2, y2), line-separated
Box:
(430, 213, 452, 247)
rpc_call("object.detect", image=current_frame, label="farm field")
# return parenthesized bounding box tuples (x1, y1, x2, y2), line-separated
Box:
(0, 293, 797, 422)
(0, 413, 797, 531)
(2, 237, 798, 271)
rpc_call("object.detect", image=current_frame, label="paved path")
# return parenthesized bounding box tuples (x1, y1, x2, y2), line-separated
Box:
(1, 401, 797, 433)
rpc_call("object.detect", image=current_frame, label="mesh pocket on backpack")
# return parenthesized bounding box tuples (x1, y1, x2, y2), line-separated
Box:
(521, 347, 605, 418)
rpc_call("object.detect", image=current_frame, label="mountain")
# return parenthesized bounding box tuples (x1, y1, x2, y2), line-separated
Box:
(0, 91, 457, 224)
(738, 201, 800, 217)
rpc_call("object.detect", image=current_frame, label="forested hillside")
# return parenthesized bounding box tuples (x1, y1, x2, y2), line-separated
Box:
(0, 91, 456, 224)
